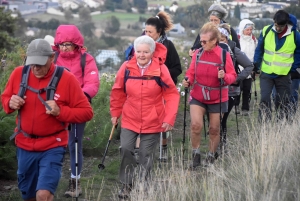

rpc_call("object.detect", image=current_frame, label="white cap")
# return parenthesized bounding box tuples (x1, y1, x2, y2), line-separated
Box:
(44, 35, 55, 46)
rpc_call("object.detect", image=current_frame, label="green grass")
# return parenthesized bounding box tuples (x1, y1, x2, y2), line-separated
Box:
(148, 0, 196, 7)
(92, 12, 151, 22)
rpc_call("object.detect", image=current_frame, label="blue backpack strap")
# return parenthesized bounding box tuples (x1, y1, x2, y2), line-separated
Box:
(124, 45, 134, 61)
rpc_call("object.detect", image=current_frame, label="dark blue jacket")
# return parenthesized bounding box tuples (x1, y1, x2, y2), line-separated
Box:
(254, 14, 300, 77)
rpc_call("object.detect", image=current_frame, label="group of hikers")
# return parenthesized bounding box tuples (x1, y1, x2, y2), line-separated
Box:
(1, 3, 300, 200)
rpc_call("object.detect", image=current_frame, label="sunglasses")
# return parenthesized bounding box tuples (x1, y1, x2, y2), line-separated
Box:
(200, 40, 211, 45)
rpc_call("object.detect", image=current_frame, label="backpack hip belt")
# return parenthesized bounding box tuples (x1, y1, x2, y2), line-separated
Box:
(196, 83, 228, 101)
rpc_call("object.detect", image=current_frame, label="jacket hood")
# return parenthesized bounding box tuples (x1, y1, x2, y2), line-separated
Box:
(54, 25, 84, 47)
(238, 19, 255, 35)
(153, 42, 167, 65)
(289, 14, 298, 31)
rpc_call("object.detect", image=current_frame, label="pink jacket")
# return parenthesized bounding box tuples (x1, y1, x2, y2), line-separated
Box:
(54, 25, 99, 98)
(186, 46, 237, 104)
(110, 43, 180, 133)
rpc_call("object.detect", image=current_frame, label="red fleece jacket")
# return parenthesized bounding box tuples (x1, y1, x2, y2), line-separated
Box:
(1, 64, 93, 151)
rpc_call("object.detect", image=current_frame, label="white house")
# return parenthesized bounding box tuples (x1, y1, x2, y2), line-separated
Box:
(82, 0, 100, 8)
(96, 50, 121, 66)
(61, 0, 80, 10)
(169, 4, 178, 12)
(169, 23, 185, 34)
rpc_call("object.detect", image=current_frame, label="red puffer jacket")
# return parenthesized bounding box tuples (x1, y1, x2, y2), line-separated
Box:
(110, 43, 180, 133)
(186, 46, 237, 104)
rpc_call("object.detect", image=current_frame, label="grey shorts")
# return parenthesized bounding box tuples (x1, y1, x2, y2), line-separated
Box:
(190, 98, 228, 113)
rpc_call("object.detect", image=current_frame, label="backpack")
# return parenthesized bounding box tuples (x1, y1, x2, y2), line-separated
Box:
(53, 51, 92, 102)
(10, 65, 66, 140)
(123, 68, 169, 93)
(219, 42, 240, 75)
(124, 45, 134, 61)
(196, 47, 227, 71)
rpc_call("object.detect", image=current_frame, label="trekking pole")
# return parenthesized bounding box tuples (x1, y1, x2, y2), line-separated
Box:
(203, 116, 207, 140)
(182, 77, 188, 165)
(234, 98, 240, 135)
(74, 124, 79, 201)
(254, 79, 257, 103)
(159, 132, 163, 169)
(98, 124, 117, 172)
(219, 69, 223, 144)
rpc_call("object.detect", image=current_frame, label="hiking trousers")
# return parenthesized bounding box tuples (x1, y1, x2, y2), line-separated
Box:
(236, 78, 252, 111)
(119, 128, 159, 184)
(259, 73, 291, 121)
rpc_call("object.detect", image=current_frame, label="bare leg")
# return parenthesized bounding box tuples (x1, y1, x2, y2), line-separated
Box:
(190, 105, 206, 149)
(208, 113, 221, 153)
(36, 190, 53, 201)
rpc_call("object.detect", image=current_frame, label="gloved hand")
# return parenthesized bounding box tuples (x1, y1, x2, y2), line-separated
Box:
(253, 63, 260, 74)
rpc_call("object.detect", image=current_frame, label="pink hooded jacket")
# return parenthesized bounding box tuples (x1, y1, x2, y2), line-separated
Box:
(54, 25, 99, 99)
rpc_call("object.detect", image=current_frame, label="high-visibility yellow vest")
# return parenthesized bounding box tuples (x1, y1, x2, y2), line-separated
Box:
(261, 26, 295, 75)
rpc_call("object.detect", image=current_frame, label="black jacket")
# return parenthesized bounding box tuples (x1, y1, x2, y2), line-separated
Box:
(162, 39, 182, 84)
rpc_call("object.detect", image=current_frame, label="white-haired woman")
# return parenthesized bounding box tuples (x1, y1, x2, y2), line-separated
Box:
(235, 19, 257, 115)
(110, 35, 179, 199)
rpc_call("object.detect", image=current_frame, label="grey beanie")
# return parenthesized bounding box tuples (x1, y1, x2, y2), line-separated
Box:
(208, 4, 228, 20)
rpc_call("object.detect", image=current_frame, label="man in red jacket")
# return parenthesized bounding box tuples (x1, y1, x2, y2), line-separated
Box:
(1, 39, 93, 201)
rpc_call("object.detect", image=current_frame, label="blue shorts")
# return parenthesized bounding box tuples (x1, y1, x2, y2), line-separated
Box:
(17, 147, 65, 200)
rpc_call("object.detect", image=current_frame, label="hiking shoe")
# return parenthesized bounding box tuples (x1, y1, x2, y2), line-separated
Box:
(203, 153, 215, 167)
(241, 110, 250, 116)
(189, 153, 201, 169)
(158, 146, 168, 162)
(64, 178, 82, 197)
(134, 148, 139, 164)
(118, 184, 132, 199)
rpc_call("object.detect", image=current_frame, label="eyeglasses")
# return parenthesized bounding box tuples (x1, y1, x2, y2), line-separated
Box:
(200, 40, 211, 45)
(59, 43, 74, 48)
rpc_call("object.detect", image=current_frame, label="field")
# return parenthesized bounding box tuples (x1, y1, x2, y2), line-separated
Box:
(148, 0, 197, 7)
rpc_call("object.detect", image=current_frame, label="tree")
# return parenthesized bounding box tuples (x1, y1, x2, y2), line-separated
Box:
(64, 9, 74, 21)
(104, 0, 115, 11)
(105, 16, 120, 34)
(234, 5, 241, 20)
(285, 6, 300, 19)
(79, 7, 92, 21)
(78, 7, 95, 37)
(0, 7, 18, 54)
(133, 0, 147, 14)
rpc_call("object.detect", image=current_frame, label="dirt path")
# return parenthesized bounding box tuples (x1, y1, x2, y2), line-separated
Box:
(0, 107, 249, 200)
